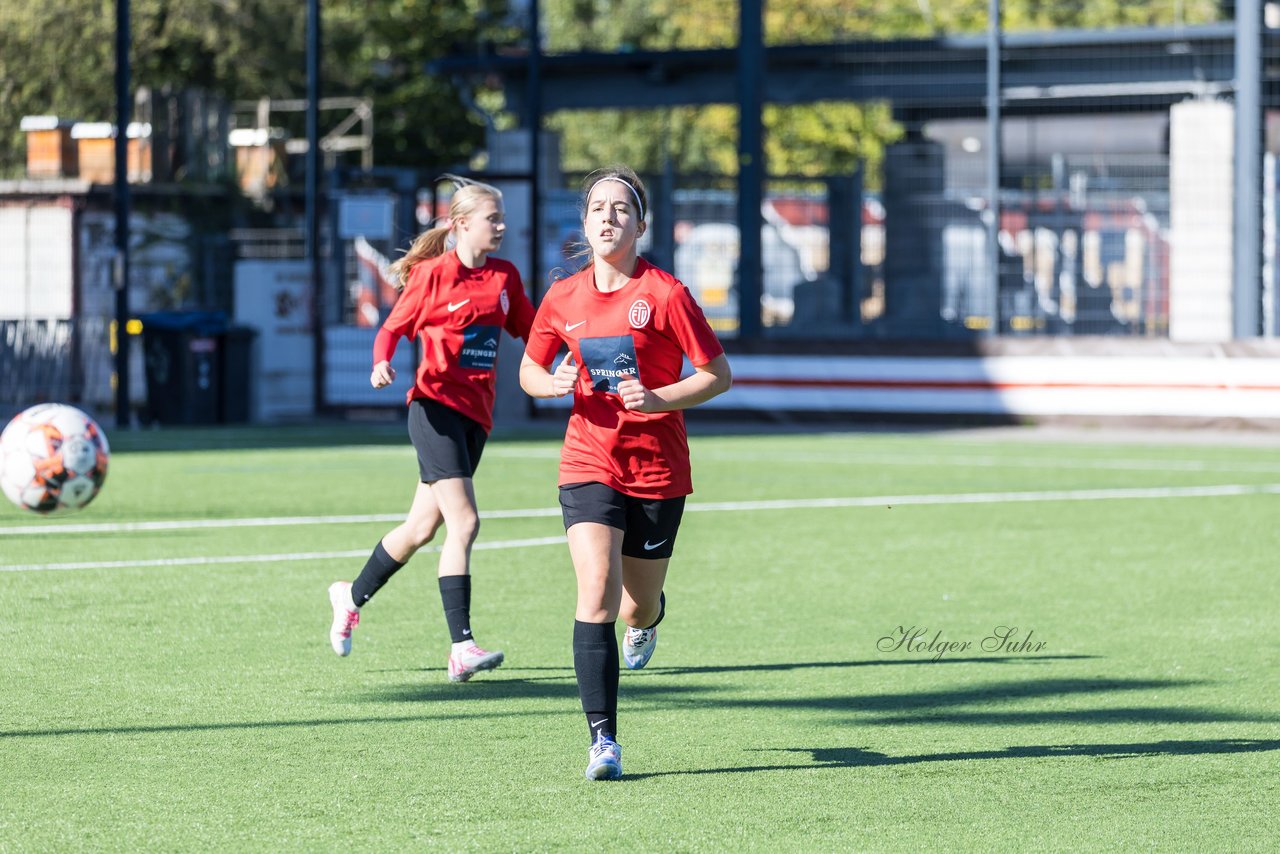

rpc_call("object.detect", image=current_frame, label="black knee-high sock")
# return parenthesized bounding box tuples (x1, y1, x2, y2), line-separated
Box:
(351, 541, 405, 606)
(573, 620, 619, 742)
(439, 575, 473, 643)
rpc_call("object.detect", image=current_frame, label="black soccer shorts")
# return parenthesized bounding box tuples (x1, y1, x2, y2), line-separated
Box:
(558, 481, 686, 559)
(407, 397, 487, 482)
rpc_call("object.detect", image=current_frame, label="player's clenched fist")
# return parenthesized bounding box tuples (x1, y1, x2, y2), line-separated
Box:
(617, 375, 655, 412)
(552, 355, 579, 396)
(370, 360, 396, 388)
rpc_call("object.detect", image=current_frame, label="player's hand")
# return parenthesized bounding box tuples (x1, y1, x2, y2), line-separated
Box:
(617, 375, 656, 412)
(371, 360, 396, 389)
(551, 355, 579, 397)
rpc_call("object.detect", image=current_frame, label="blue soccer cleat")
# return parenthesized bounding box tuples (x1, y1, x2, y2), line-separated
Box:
(585, 734, 623, 780)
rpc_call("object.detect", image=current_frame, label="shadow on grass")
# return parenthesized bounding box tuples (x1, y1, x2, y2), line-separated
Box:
(363, 677, 712, 704)
(714, 676, 1201, 712)
(625, 739, 1280, 780)
(644, 655, 1100, 676)
(359, 670, 1268, 731)
(364, 671, 1276, 732)
(0, 678, 708, 740)
(374, 655, 1098, 682)
(0, 709, 558, 740)
(700, 676, 1280, 726)
(14, 668, 1265, 746)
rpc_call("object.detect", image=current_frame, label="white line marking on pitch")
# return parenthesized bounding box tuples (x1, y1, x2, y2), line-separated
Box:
(2, 483, 1277, 539)
(697, 450, 1280, 474)
(0, 507, 560, 536)
(683, 483, 1280, 512)
(0, 536, 567, 573)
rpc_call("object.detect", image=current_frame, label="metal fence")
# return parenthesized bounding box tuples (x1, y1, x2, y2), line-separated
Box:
(536, 148, 1187, 342)
(5, 2, 1278, 421)
(523, 1, 1265, 342)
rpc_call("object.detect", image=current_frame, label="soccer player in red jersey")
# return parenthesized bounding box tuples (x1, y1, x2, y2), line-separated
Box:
(520, 166, 732, 779)
(327, 176, 535, 683)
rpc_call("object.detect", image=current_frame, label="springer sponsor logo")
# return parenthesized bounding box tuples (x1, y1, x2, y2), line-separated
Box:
(459, 324, 501, 370)
(578, 334, 639, 394)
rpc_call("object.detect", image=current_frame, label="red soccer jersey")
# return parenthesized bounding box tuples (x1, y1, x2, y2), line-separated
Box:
(374, 250, 535, 432)
(524, 257, 725, 499)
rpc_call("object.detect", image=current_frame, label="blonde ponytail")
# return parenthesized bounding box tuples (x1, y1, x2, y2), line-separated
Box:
(388, 226, 450, 288)
(388, 174, 504, 289)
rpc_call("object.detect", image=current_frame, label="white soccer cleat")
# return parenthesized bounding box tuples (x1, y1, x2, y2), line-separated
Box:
(328, 582, 360, 656)
(623, 626, 657, 670)
(447, 643, 504, 682)
(585, 734, 623, 780)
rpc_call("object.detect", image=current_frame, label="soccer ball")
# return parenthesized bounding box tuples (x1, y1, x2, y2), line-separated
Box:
(0, 403, 111, 514)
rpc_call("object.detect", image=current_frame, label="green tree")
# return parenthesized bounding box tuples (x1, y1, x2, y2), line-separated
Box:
(1, 0, 1228, 182)
(0, 0, 516, 179)
(539, 0, 1224, 184)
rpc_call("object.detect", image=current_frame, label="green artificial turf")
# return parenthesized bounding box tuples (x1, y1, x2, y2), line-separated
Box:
(1, 424, 1277, 850)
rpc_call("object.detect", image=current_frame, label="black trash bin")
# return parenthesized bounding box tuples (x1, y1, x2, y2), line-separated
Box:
(140, 311, 227, 425)
(219, 326, 257, 424)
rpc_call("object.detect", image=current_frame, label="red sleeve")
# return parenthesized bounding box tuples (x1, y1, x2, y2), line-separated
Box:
(524, 289, 564, 366)
(664, 284, 724, 366)
(504, 274, 536, 343)
(373, 270, 425, 364)
(372, 327, 399, 364)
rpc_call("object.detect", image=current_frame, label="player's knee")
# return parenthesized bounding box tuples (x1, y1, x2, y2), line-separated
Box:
(576, 571, 618, 611)
(405, 518, 442, 547)
(620, 600, 658, 629)
(449, 511, 480, 544)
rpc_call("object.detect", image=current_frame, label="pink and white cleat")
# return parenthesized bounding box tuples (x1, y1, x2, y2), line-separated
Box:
(447, 643, 504, 682)
(328, 582, 360, 656)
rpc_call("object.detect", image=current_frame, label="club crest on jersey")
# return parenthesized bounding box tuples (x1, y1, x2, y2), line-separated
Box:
(628, 299, 652, 329)
(500, 289, 510, 314)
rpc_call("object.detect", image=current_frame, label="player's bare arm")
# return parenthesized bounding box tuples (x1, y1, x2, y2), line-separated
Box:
(617, 353, 732, 413)
(520, 353, 578, 398)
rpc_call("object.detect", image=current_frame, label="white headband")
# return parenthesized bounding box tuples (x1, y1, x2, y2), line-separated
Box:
(588, 177, 645, 221)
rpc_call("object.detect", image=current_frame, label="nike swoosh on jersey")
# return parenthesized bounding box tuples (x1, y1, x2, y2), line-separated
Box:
(643, 539, 668, 551)
(448, 299, 471, 311)
(565, 320, 587, 332)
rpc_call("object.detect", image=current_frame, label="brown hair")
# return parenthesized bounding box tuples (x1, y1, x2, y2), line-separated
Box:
(388, 175, 503, 288)
(556, 165, 649, 280)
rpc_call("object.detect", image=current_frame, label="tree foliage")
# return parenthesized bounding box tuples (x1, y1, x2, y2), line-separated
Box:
(0, 0, 517, 179)
(541, 0, 1223, 184)
(1, 1, 1226, 182)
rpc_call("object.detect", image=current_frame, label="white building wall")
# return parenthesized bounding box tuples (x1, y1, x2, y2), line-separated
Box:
(0, 204, 73, 320)
(1169, 100, 1234, 342)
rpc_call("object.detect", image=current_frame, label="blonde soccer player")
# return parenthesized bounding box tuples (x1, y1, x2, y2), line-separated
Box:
(520, 166, 732, 779)
(327, 176, 534, 682)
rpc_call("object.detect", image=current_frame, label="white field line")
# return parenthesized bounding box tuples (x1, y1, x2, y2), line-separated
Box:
(2, 486, 1280, 573)
(1, 535, 568, 573)
(682, 483, 1280, 513)
(0, 507, 561, 536)
(695, 450, 1280, 474)
(2, 483, 1278, 541)
(186, 444, 1280, 473)
(481, 445, 1280, 478)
